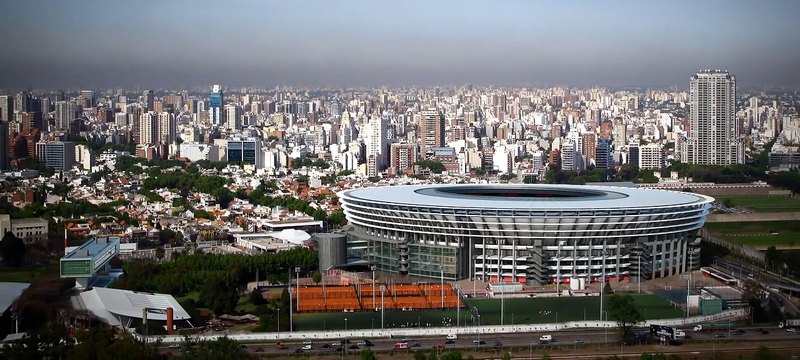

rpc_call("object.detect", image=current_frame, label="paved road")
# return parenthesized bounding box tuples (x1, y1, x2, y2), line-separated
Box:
(712, 259, 800, 315)
(159, 326, 800, 356)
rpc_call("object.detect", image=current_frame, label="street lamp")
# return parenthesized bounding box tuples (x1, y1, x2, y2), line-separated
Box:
(380, 285, 386, 330)
(439, 265, 445, 309)
(599, 246, 610, 323)
(371, 265, 377, 310)
(277, 307, 280, 336)
(602, 310, 609, 344)
(556, 241, 565, 296)
(631, 250, 643, 294)
(288, 286, 293, 332)
(295, 267, 301, 312)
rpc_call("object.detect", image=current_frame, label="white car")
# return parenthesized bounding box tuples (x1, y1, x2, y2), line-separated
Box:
(168, 344, 181, 349)
(303, 340, 312, 345)
(301, 344, 312, 350)
(446, 334, 458, 340)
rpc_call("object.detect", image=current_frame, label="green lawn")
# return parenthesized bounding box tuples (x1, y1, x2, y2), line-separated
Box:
(721, 195, 800, 212)
(0, 267, 41, 283)
(290, 294, 682, 331)
(704, 221, 800, 247)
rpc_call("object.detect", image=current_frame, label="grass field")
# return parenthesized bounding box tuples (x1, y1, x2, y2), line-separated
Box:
(291, 294, 682, 331)
(0, 267, 42, 283)
(721, 195, 800, 212)
(704, 221, 800, 247)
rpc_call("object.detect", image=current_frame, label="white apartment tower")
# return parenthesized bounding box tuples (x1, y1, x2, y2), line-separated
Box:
(364, 115, 388, 176)
(681, 70, 743, 165)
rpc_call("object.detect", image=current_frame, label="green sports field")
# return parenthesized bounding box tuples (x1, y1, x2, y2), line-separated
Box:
(291, 294, 682, 331)
(720, 195, 800, 213)
(704, 220, 800, 248)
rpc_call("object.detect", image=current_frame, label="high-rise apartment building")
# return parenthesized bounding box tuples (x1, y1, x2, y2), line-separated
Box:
(227, 137, 261, 166)
(225, 104, 241, 130)
(364, 115, 388, 176)
(35, 141, 76, 171)
(419, 109, 445, 156)
(390, 142, 417, 175)
(143, 90, 155, 111)
(681, 70, 743, 165)
(0, 95, 13, 122)
(138, 112, 158, 145)
(0, 122, 8, 170)
(55, 100, 77, 130)
(638, 143, 665, 170)
(157, 112, 177, 144)
(595, 138, 612, 169)
(209, 85, 224, 126)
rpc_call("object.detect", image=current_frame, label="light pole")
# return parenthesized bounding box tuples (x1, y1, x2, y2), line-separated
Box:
(556, 241, 565, 296)
(631, 250, 643, 294)
(371, 265, 376, 310)
(295, 267, 301, 312)
(455, 285, 461, 327)
(439, 265, 445, 309)
(277, 307, 280, 336)
(288, 287, 293, 332)
(599, 247, 610, 323)
(602, 310, 609, 344)
(380, 285, 386, 330)
(500, 281, 505, 325)
(473, 255, 478, 298)
(683, 274, 691, 318)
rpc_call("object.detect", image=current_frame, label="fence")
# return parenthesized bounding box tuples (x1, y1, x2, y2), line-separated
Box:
(134, 308, 748, 344)
(699, 229, 765, 263)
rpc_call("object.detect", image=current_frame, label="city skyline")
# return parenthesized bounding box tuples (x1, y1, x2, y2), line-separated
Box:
(1, 0, 799, 89)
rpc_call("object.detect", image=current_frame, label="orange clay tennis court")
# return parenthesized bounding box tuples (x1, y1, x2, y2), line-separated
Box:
(294, 283, 463, 312)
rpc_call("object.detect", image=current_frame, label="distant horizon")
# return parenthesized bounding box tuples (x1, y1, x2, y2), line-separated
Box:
(1, 0, 799, 90)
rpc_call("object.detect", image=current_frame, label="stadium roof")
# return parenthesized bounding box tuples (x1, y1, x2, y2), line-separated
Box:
(0, 282, 29, 311)
(341, 184, 713, 210)
(75, 287, 191, 327)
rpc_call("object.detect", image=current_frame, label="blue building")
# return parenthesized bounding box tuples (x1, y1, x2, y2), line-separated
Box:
(209, 84, 224, 126)
(227, 137, 261, 166)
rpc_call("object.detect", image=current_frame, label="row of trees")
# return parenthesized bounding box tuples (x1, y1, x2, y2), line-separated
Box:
(114, 248, 318, 315)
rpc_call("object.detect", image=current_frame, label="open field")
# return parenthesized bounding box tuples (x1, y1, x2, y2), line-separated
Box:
(704, 220, 800, 248)
(292, 294, 682, 331)
(0, 267, 42, 283)
(721, 195, 800, 213)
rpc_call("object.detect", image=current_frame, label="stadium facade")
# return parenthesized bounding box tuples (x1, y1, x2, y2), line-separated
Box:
(339, 184, 713, 285)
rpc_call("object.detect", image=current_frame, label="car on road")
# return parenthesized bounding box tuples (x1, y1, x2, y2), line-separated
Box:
(393, 343, 409, 350)
(445, 339, 455, 344)
(275, 342, 287, 350)
(446, 334, 458, 340)
(574, 339, 585, 345)
(322, 344, 331, 348)
(356, 340, 371, 347)
(472, 340, 486, 345)
(493, 341, 503, 348)
(730, 329, 745, 336)
(168, 344, 181, 349)
(303, 340, 312, 345)
(433, 343, 446, 349)
(539, 334, 553, 344)
(349, 345, 360, 350)
(301, 344, 312, 351)
(401, 338, 414, 343)
(714, 334, 726, 339)
(411, 342, 421, 348)
(786, 328, 798, 333)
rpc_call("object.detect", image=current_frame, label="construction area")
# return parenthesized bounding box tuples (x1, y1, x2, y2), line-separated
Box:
(294, 282, 462, 312)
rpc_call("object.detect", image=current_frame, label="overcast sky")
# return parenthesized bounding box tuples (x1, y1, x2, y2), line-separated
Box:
(1, 0, 799, 89)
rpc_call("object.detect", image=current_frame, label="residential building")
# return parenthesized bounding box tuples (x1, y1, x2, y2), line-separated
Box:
(681, 70, 743, 165)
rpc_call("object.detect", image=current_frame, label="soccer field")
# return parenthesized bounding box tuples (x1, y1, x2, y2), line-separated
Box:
(721, 195, 800, 213)
(704, 221, 800, 248)
(292, 294, 682, 331)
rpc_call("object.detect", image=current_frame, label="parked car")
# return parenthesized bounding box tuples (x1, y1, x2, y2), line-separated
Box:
(301, 344, 312, 351)
(574, 339, 585, 345)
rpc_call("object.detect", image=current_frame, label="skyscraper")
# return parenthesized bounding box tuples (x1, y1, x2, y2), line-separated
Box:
(419, 109, 445, 156)
(0, 95, 12, 122)
(209, 85, 224, 126)
(143, 90, 155, 112)
(364, 115, 388, 176)
(138, 112, 158, 145)
(157, 112, 177, 144)
(681, 70, 743, 165)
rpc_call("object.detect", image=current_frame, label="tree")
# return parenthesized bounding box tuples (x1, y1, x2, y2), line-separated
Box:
(440, 350, 463, 360)
(312, 272, 322, 284)
(182, 336, 248, 360)
(607, 294, 644, 342)
(1, 231, 27, 267)
(360, 347, 376, 360)
(249, 288, 265, 305)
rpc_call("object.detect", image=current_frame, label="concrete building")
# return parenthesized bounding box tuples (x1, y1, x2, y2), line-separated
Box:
(681, 70, 743, 165)
(0, 215, 49, 245)
(36, 141, 76, 171)
(419, 109, 445, 156)
(639, 143, 665, 170)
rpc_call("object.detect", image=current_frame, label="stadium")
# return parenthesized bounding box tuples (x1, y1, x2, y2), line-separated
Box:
(339, 184, 713, 285)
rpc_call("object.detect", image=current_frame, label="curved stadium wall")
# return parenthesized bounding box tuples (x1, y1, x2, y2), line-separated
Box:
(339, 184, 713, 285)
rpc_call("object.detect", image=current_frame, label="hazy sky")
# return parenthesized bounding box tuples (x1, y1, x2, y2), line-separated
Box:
(1, 0, 799, 89)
